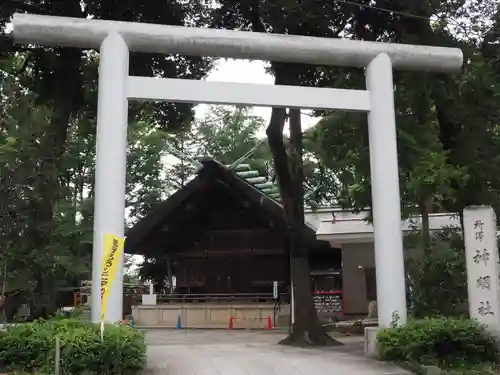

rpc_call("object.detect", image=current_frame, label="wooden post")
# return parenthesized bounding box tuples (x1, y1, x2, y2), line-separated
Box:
(166, 255, 173, 294)
(55, 336, 60, 375)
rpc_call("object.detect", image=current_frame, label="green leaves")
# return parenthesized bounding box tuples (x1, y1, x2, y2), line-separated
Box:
(377, 317, 499, 369)
(0, 0, 216, 311)
(405, 229, 467, 318)
(404, 150, 469, 207)
(0, 317, 146, 375)
(192, 105, 266, 164)
(308, 112, 371, 212)
(126, 120, 168, 225)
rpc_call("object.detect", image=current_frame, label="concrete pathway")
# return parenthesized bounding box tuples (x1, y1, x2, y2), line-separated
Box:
(142, 329, 411, 375)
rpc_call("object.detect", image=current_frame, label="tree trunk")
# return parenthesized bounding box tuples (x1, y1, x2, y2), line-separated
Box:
(418, 195, 432, 254)
(28, 47, 82, 317)
(281, 254, 338, 345)
(266, 67, 341, 346)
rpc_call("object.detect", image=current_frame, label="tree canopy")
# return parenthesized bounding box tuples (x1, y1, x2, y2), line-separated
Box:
(0, 0, 499, 343)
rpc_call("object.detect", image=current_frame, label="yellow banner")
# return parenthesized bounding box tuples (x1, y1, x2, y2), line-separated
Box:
(100, 233, 125, 322)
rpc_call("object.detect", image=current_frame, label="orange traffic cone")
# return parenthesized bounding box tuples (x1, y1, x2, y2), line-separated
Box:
(266, 315, 272, 330)
(228, 316, 234, 330)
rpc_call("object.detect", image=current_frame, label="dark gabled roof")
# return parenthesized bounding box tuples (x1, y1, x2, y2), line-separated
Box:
(124, 158, 328, 254)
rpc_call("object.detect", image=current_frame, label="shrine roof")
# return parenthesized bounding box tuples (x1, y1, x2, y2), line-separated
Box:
(124, 158, 328, 254)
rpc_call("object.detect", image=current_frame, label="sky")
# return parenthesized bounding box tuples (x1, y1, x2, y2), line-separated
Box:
(195, 58, 319, 135)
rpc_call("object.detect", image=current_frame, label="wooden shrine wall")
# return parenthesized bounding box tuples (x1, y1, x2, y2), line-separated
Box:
(172, 189, 289, 295)
(143, 180, 337, 296)
(174, 253, 287, 294)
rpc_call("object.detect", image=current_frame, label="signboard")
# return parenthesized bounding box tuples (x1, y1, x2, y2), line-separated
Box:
(313, 291, 343, 319)
(18, 303, 30, 318)
(273, 281, 278, 300)
(464, 206, 500, 336)
(100, 233, 125, 322)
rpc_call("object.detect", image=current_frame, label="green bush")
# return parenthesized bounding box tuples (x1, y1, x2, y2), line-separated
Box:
(405, 229, 468, 318)
(0, 318, 146, 375)
(377, 317, 499, 368)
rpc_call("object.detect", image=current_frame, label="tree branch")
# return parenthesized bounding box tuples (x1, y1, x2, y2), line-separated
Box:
(243, 0, 266, 33)
(4, 0, 44, 14)
(0, 34, 14, 55)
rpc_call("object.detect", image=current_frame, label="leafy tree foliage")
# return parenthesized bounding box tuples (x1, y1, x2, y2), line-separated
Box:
(126, 120, 169, 226)
(0, 0, 213, 307)
(193, 105, 266, 164)
(305, 0, 500, 321)
(0, 61, 92, 312)
(161, 105, 272, 187)
(403, 226, 468, 318)
(0, 61, 172, 314)
(309, 1, 500, 245)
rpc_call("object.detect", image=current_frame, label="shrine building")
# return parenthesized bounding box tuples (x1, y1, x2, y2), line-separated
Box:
(125, 158, 342, 328)
(124, 158, 461, 328)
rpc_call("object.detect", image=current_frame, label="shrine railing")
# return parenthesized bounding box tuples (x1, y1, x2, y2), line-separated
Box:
(155, 293, 288, 304)
(145, 291, 344, 320)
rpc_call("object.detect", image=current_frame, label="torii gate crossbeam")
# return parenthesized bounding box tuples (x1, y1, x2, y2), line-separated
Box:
(12, 13, 463, 328)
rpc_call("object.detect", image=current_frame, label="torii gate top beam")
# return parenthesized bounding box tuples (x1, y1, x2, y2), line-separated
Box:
(12, 13, 463, 73)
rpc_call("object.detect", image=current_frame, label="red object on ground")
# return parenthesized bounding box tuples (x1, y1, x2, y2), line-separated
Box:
(266, 315, 272, 330)
(228, 315, 234, 330)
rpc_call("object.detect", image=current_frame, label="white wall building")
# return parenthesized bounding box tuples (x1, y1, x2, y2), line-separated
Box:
(305, 207, 461, 316)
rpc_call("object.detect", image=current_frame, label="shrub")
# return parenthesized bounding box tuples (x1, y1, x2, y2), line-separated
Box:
(0, 317, 146, 375)
(405, 229, 468, 318)
(377, 317, 499, 368)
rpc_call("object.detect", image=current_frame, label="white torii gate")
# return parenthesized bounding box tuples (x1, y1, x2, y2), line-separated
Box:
(12, 13, 463, 328)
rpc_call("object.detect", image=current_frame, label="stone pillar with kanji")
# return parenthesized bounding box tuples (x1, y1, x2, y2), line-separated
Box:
(463, 206, 500, 336)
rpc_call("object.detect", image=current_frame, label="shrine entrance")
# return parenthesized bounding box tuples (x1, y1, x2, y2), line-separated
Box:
(12, 12, 463, 328)
(209, 258, 233, 295)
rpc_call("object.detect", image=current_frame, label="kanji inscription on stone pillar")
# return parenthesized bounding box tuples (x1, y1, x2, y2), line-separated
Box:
(464, 206, 500, 335)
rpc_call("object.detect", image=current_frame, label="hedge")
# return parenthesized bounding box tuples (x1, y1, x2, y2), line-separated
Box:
(0, 317, 146, 375)
(377, 317, 499, 369)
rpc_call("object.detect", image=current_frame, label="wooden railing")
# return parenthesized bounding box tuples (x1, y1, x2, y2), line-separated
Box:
(155, 293, 288, 304)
